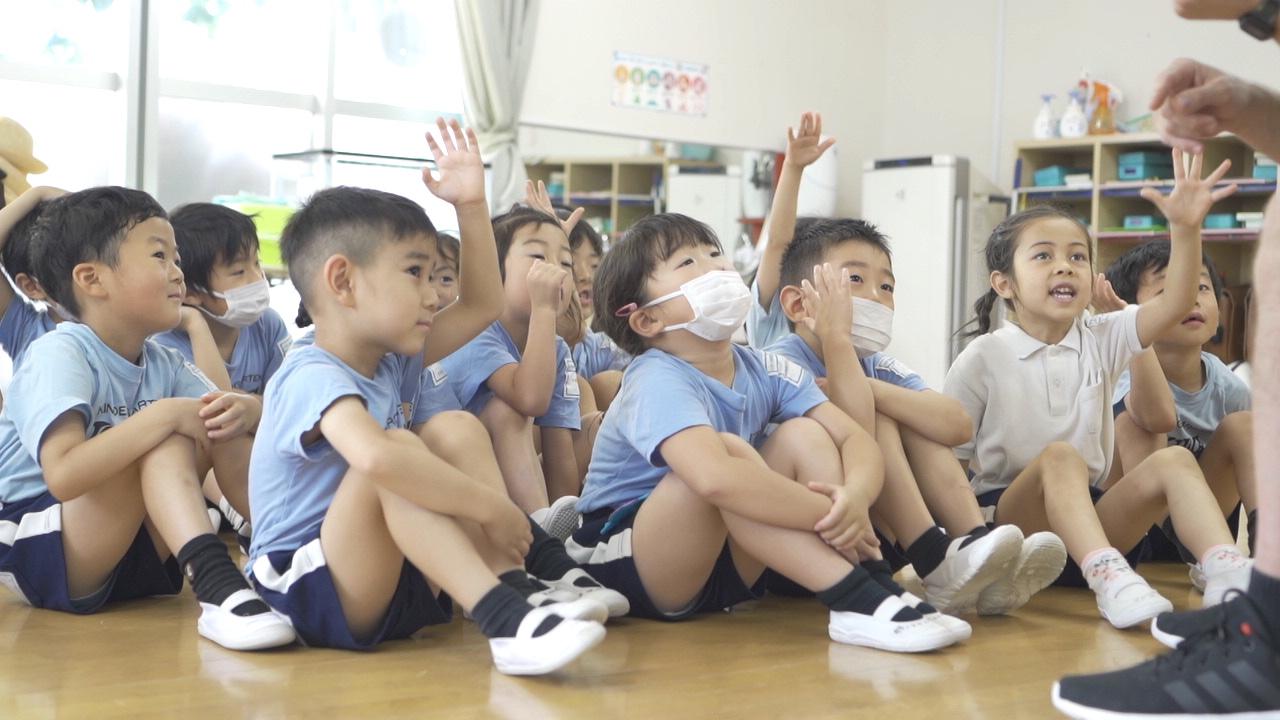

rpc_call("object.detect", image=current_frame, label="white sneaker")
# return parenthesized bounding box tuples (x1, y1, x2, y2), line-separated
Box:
(207, 507, 224, 533)
(828, 596, 958, 653)
(1094, 572, 1173, 629)
(977, 531, 1068, 616)
(921, 525, 1022, 614)
(540, 496, 581, 542)
(531, 595, 609, 624)
(897, 590, 972, 644)
(1189, 563, 1206, 593)
(1202, 558, 1252, 607)
(218, 497, 251, 536)
(196, 589, 296, 651)
(489, 608, 606, 676)
(544, 568, 630, 618)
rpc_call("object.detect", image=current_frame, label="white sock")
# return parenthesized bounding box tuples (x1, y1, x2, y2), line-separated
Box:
(1081, 548, 1132, 594)
(1200, 544, 1250, 575)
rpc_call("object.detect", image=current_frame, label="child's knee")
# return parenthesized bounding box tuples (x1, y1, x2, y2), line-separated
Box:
(772, 417, 834, 454)
(1216, 411, 1252, 445)
(417, 410, 487, 452)
(1039, 441, 1088, 479)
(1149, 444, 1201, 477)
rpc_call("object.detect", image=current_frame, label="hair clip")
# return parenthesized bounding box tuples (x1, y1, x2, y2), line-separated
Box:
(614, 302, 638, 318)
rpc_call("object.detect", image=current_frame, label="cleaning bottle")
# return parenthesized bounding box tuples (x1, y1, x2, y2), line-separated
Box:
(1033, 94, 1057, 139)
(1060, 90, 1088, 138)
(1088, 82, 1115, 135)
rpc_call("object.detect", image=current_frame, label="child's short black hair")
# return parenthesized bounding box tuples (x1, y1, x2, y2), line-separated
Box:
(778, 217, 892, 292)
(281, 186, 436, 307)
(553, 204, 604, 257)
(1104, 239, 1224, 304)
(594, 213, 723, 356)
(492, 205, 561, 281)
(36, 186, 168, 317)
(436, 232, 460, 269)
(2, 198, 52, 282)
(169, 203, 259, 294)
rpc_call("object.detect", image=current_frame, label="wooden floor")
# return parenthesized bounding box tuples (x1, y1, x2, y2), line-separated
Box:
(0, 562, 1204, 720)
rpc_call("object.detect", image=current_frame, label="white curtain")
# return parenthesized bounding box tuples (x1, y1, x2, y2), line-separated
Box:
(454, 0, 540, 214)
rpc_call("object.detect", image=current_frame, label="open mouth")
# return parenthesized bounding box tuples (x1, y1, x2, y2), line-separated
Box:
(1049, 283, 1077, 304)
(579, 288, 593, 306)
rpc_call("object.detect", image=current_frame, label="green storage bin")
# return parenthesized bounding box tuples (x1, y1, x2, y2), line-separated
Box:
(1117, 150, 1169, 165)
(1124, 214, 1165, 230)
(1203, 213, 1239, 230)
(1254, 165, 1277, 181)
(1034, 165, 1088, 187)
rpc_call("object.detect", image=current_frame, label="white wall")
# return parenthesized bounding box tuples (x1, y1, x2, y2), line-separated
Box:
(521, 0, 887, 216)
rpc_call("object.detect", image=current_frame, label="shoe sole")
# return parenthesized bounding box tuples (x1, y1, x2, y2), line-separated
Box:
(1149, 621, 1183, 650)
(541, 497, 580, 542)
(1051, 681, 1280, 719)
(198, 612, 296, 651)
(926, 527, 1022, 614)
(829, 619, 957, 653)
(978, 535, 1068, 616)
(492, 621, 606, 676)
(541, 597, 609, 624)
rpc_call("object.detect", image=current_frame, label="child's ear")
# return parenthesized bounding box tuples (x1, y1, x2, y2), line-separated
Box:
(628, 306, 664, 341)
(323, 254, 356, 307)
(991, 270, 1016, 300)
(778, 285, 807, 324)
(72, 262, 106, 301)
(13, 273, 44, 301)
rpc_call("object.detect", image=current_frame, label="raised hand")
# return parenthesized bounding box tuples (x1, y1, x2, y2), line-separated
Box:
(784, 112, 836, 169)
(422, 117, 486, 208)
(1139, 149, 1237, 229)
(525, 179, 585, 237)
(1150, 59, 1257, 153)
(799, 263, 853, 344)
(526, 260, 569, 313)
(1090, 273, 1129, 314)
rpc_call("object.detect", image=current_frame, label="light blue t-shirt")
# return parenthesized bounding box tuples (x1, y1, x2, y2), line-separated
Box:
(0, 323, 217, 503)
(765, 333, 929, 391)
(571, 331, 631, 380)
(0, 298, 56, 367)
(745, 279, 789, 350)
(577, 344, 828, 513)
(438, 321, 581, 430)
(249, 344, 423, 559)
(411, 361, 463, 426)
(152, 308, 292, 394)
(1113, 351, 1252, 458)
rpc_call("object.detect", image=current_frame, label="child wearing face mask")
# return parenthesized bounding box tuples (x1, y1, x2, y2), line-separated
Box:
(153, 203, 292, 542)
(764, 218, 1037, 618)
(570, 212, 967, 651)
(945, 151, 1251, 630)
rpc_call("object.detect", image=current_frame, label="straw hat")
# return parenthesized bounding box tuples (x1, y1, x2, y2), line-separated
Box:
(0, 117, 48, 175)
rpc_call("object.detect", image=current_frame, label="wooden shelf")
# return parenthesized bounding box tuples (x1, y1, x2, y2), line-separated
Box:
(1096, 229, 1259, 243)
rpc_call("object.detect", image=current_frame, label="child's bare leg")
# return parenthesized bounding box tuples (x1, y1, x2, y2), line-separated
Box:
(1199, 411, 1253, 514)
(629, 472, 734, 613)
(59, 461, 150, 598)
(588, 371, 622, 413)
(576, 376, 598, 416)
(573, 412, 602, 485)
(898, 425, 987, 536)
(1113, 410, 1165, 479)
(996, 442, 1109, 564)
(207, 435, 253, 523)
(866, 414, 936, 547)
(477, 396, 549, 513)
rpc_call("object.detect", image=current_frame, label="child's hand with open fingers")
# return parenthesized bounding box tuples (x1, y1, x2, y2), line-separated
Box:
(800, 263, 853, 345)
(526, 260, 569, 314)
(1140, 148, 1237, 229)
(422, 117, 486, 208)
(199, 391, 262, 441)
(1090, 273, 1129, 314)
(784, 112, 836, 170)
(525, 179, 585, 237)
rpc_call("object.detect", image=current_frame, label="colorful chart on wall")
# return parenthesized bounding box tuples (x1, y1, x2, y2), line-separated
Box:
(611, 51, 708, 116)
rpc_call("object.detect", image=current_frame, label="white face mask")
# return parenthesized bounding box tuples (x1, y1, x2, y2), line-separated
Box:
(851, 296, 893, 358)
(199, 278, 271, 329)
(643, 270, 752, 342)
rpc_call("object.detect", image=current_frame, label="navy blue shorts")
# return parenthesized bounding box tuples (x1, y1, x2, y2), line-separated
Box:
(249, 532, 452, 651)
(567, 503, 766, 621)
(976, 484, 1147, 588)
(0, 492, 182, 613)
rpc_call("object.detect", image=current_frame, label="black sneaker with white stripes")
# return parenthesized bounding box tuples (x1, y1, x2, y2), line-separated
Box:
(1152, 603, 1229, 650)
(1052, 591, 1280, 718)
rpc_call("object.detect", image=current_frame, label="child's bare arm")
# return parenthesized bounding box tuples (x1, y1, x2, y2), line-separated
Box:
(803, 401, 883, 554)
(420, 119, 505, 364)
(755, 113, 836, 307)
(1089, 273, 1176, 433)
(178, 307, 232, 390)
(799, 263, 874, 432)
(484, 262, 566, 417)
(1136, 150, 1236, 345)
(868, 381, 973, 447)
(0, 186, 64, 315)
(661, 425, 832, 530)
(38, 399, 207, 501)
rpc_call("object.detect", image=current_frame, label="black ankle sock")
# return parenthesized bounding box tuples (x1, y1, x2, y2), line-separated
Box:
(862, 559, 939, 614)
(176, 534, 267, 616)
(905, 526, 950, 578)
(471, 583, 561, 639)
(524, 517, 578, 581)
(499, 569, 544, 599)
(958, 526, 990, 549)
(1247, 511, 1258, 556)
(1246, 568, 1280, 633)
(817, 567, 921, 621)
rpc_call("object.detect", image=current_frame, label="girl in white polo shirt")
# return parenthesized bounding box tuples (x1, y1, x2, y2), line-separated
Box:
(944, 150, 1252, 630)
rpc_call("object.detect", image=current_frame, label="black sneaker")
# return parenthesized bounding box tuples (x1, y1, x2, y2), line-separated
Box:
(1052, 592, 1280, 718)
(1152, 603, 1229, 650)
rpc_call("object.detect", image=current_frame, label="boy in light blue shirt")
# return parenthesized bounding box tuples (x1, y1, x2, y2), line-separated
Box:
(0, 186, 67, 366)
(0, 186, 292, 651)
